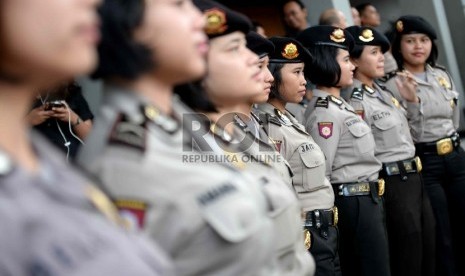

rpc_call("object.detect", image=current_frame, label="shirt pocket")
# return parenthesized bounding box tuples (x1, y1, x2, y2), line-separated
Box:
(199, 182, 263, 243)
(298, 147, 327, 192)
(346, 119, 375, 154)
(372, 116, 397, 148)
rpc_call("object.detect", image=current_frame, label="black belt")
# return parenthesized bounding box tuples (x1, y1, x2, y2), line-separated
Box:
(415, 133, 460, 156)
(382, 156, 422, 178)
(303, 207, 338, 228)
(333, 179, 385, 197)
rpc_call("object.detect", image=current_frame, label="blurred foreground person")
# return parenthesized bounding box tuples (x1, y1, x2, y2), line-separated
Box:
(77, 0, 278, 275)
(0, 0, 174, 275)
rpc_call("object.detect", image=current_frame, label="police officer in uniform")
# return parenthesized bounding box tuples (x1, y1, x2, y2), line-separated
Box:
(381, 15, 465, 276)
(186, 1, 315, 275)
(77, 0, 279, 275)
(297, 26, 391, 276)
(345, 25, 436, 276)
(242, 31, 294, 186)
(254, 36, 341, 276)
(0, 0, 173, 274)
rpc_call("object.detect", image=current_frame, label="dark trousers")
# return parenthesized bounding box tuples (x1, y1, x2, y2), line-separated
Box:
(382, 172, 436, 276)
(335, 195, 391, 276)
(419, 147, 465, 276)
(306, 225, 341, 276)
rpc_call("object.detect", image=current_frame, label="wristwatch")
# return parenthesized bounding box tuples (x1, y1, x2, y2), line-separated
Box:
(73, 117, 82, 127)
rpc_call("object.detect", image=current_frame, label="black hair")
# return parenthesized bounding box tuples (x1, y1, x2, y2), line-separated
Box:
(355, 3, 373, 15)
(268, 63, 285, 99)
(389, 24, 438, 69)
(174, 82, 217, 113)
(349, 44, 364, 59)
(91, 0, 153, 80)
(305, 45, 341, 87)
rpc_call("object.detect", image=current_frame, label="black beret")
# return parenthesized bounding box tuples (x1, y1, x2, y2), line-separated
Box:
(296, 25, 354, 51)
(394, 15, 437, 40)
(267, 36, 312, 64)
(193, 0, 252, 39)
(345, 26, 390, 53)
(246, 32, 275, 58)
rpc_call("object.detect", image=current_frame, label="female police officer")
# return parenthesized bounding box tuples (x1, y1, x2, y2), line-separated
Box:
(77, 0, 279, 275)
(381, 15, 465, 276)
(297, 26, 391, 276)
(0, 0, 174, 275)
(254, 36, 340, 276)
(183, 1, 314, 275)
(345, 25, 435, 276)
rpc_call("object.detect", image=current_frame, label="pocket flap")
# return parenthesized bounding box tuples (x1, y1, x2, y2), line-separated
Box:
(198, 182, 261, 243)
(299, 145, 325, 168)
(345, 118, 370, 137)
(372, 115, 396, 131)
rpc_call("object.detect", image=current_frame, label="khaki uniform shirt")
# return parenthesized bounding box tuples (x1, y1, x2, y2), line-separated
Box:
(381, 64, 459, 143)
(303, 89, 381, 183)
(201, 117, 315, 276)
(0, 133, 174, 276)
(346, 79, 421, 163)
(286, 102, 307, 124)
(255, 103, 335, 211)
(77, 86, 277, 276)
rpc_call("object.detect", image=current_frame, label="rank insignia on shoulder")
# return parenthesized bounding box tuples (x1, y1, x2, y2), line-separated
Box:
(362, 84, 375, 94)
(108, 113, 147, 152)
(329, 96, 343, 105)
(318, 122, 333, 139)
(356, 110, 364, 119)
(351, 88, 364, 101)
(114, 199, 148, 230)
(315, 97, 329, 108)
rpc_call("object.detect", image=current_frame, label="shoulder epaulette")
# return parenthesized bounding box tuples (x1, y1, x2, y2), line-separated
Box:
(434, 64, 447, 71)
(350, 87, 364, 101)
(329, 95, 343, 106)
(250, 112, 263, 125)
(378, 70, 398, 83)
(362, 84, 375, 95)
(108, 113, 147, 152)
(315, 97, 329, 108)
(433, 65, 453, 90)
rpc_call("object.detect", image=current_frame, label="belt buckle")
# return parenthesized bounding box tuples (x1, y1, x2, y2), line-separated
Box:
(414, 156, 422, 172)
(332, 206, 338, 226)
(378, 178, 385, 196)
(437, 138, 453, 155)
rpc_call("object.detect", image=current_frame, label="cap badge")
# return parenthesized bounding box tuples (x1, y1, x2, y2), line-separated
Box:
(330, 29, 345, 43)
(282, 43, 299, 59)
(359, 29, 374, 42)
(205, 8, 227, 35)
(396, 20, 404, 32)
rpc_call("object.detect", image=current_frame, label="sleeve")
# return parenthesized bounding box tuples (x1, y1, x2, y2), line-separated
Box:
(68, 87, 94, 122)
(406, 99, 425, 141)
(450, 77, 460, 130)
(304, 111, 341, 179)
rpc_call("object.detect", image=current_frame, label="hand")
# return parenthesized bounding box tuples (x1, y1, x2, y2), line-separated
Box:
(51, 104, 77, 123)
(395, 70, 419, 103)
(26, 106, 54, 126)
